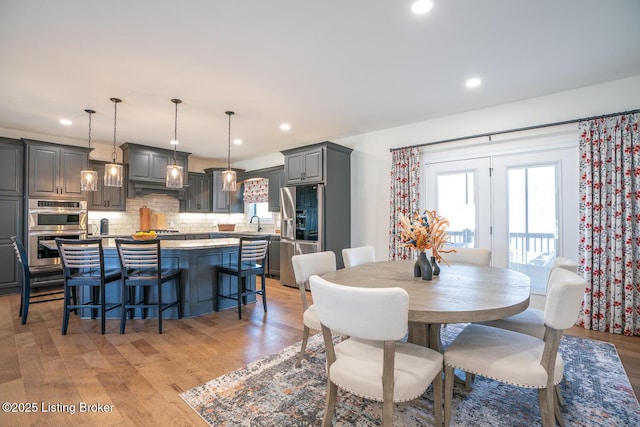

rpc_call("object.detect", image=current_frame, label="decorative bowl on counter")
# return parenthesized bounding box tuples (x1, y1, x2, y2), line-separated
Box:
(131, 231, 158, 240)
(217, 224, 235, 231)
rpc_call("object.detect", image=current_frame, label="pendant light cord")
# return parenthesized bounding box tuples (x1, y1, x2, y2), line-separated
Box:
(110, 98, 121, 163)
(171, 98, 182, 165)
(226, 111, 234, 170)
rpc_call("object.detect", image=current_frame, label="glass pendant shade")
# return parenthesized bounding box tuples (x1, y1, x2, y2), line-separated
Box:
(80, 108, 98, 191)
(165, 99, 184, 188)
(222, 169, 237, 191)
(166, 163, 184, 188)
(105, 97, 123, 187)
(104, 162, 123, 187)
(80, 169, 98, 191)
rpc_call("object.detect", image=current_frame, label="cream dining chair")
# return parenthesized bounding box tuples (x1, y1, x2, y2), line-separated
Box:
(291, 251, 336, 368)
(441, 245, 491, 266)
(310, 274, 443, 427)
(477, 256, 579, 405)
(342, 245, 375, 268)
(443, 268, 586, 427)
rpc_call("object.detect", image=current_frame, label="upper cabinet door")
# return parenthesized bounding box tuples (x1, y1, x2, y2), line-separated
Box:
(284, 148, 323, 185)
(0, 138, 23, 197)
(26, 142, 88, 199)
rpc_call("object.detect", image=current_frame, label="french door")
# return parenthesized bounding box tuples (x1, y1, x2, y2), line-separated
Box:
(424, 147, 578, 296)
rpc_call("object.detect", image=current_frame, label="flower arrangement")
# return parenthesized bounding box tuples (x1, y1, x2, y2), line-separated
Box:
(399, 209, 455, 264)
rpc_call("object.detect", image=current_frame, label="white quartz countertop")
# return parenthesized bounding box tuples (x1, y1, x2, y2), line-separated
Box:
(41, 238, 242, 251)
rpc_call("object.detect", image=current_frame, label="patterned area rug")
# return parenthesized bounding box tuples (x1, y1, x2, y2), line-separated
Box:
(180, 325, 640, 426)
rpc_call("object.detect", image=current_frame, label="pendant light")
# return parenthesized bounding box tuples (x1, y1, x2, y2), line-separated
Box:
(166, 98, 184, 188)
(222, 111, 237, 192)
(104, 97, 123, 187)
(80, 108, 98, 191)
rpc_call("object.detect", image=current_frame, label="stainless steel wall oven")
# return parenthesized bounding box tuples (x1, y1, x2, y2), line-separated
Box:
(27, 199, 87, 267)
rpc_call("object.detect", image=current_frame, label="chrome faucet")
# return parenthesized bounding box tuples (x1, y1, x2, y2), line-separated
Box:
(250, 215, 262, 232)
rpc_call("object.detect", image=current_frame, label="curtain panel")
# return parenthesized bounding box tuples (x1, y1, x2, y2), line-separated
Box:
(243, 178, 269, 203)
(577, 113, 640, 336)
(389, 147, 421, 260)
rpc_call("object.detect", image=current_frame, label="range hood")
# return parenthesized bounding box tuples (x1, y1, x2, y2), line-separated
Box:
(128, 180, 189, 200)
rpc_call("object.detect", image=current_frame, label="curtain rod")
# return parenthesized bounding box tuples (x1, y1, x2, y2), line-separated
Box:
(389, 108, 640, 152)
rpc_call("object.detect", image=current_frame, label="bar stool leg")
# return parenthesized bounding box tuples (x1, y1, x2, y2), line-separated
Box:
(158, 281, 163, 334)
(261, 271, 267, 312)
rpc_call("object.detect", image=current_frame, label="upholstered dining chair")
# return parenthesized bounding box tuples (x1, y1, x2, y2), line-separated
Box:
(56, 238, 121, 335)
(441, 245, 491, 266)
(116, 238, 182, 334)
(12, 235, 65, 325)
(216, 236, 270, 320)
(291, 251, 336, 367)
(342, 245, 375, 268)
(477, 256, 579, 405)
(310, 275, 444, 427)
(443, 268, 587, 427)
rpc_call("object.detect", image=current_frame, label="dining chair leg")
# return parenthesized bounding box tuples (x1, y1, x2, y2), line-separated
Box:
(295, 325, 311, 368)
(554, 388, 566, 427)
(444, 365, 454, 427)
(555, 384, 566, 406)
(538, 388, 555, 427)
(322, 380, 337, 427)
(433, 368, 443, 427)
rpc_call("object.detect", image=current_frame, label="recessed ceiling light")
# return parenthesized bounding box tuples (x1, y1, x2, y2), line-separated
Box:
(59, 118, 72, 126)
(465, 77, 482, 88)
(170, 140, 179, 145)
(233, 139, 242, 145)
(412, 0, 434, 15)
(280, 123, 291, 132)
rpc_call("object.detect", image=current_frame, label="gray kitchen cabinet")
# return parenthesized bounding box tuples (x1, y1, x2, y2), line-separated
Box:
(0, 138, 24, 198)
(24, 139, 90, 199)
(208, 168, 244, 213)
(267, 167, 284, 212)
(182, 172, 211, 212)
(268, 235, 280, 277)
(283, 147, 323, 185)
(87, 161, 126, 211)
(121, 142, 188, 182)
(185, 233, 211, 240)
(0, 137, 23, 295)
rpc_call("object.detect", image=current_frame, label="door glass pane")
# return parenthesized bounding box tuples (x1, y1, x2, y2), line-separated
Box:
(437, 172, 476, 247)
(507, 165, 558, 293)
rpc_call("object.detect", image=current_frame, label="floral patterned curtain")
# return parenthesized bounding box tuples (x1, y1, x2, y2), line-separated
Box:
(389, 147, 421, 260)
(577, 113, 640, 336)
(243, 178, 269, 203)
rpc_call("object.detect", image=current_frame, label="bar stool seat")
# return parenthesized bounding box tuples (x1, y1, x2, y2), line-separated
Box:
(56, 238, 121, 335)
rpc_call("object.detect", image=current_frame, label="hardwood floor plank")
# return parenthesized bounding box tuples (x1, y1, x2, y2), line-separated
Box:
(1, 278, 637, 426)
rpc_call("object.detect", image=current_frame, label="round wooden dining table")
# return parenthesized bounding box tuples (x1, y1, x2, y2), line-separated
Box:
(321, 260, 530, 352)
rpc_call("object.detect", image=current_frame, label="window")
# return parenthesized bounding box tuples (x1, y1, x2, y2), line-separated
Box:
(247, 202, 273, 221)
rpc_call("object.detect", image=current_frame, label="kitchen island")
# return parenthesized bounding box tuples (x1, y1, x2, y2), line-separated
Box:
(49, 238, 262, 318)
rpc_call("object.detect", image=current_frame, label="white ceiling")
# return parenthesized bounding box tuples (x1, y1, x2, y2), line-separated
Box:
(1, 0, 639, 163)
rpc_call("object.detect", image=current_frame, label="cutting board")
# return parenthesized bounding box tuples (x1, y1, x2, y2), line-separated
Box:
(140, 206, 151, 231)
(153, 212, 167, 230)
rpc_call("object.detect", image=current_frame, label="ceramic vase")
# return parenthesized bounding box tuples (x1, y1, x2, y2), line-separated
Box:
(431, 256, 440, 276)
(414, 252, 433, 281)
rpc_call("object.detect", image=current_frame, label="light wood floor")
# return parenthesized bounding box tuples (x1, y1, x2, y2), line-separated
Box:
(1, 278, 638, 426)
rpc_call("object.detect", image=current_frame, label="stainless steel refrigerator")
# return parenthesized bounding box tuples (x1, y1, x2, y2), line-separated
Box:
(280, 184, 324, 289)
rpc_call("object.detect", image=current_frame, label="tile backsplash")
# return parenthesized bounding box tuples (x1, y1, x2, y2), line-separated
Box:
(87, 194, 279, 235)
